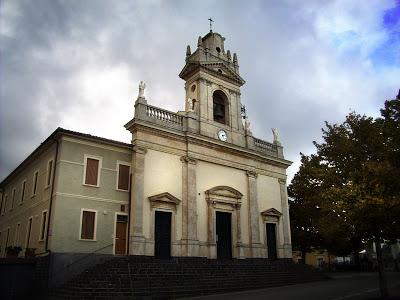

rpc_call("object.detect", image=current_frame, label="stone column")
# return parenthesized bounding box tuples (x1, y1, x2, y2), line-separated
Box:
(235, 204, 245, 258)
(247, 171, 263, 257)
(181, 155, 199, 256)
(279, 178, 292, 258)
(129, 146, 147, 255)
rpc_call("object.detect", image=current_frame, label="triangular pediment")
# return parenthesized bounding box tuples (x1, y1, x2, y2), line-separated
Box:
(261, 208, 282, 217)
(205, 185, 243, 199)
(179, 62, 245, 86)
(148, 192, 181, 206)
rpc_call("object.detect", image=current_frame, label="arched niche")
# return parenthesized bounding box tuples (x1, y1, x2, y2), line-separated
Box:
(212, 90, 229, 125)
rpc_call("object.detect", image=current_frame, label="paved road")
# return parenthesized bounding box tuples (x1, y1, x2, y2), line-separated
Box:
(187, 272, 400, 300)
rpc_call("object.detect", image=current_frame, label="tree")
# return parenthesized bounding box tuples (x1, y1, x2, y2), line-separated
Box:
(289, 92, 400, 299)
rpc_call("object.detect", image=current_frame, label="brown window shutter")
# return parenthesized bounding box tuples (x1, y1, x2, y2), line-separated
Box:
(81, 211, 95, 239)
(47, 160, 53, 186)
(41, 211, 47, 240)
(118, 165, 130, 190)
(85, 158, 99, 185)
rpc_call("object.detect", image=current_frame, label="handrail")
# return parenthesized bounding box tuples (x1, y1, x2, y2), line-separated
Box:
(52, 242, 114, 280)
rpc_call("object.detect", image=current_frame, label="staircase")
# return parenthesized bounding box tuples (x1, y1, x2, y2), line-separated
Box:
(49, 256, 328, 299)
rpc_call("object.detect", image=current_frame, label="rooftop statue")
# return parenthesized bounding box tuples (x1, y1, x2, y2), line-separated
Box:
(138, 81, 146, 99)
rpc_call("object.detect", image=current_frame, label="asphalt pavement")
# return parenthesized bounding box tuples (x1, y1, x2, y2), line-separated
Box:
(187, 272, 400, 300)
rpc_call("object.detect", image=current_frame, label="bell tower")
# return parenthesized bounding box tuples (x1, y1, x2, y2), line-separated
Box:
(179, 30, 247, 147)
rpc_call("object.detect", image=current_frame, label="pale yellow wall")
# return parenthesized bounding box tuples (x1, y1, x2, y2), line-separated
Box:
(0, 144, 57, 256)
(196, 160, 248, 243)
(50, 137, 131, 254)
(142, 149, 182, 239)
(257, 175, 284, 248)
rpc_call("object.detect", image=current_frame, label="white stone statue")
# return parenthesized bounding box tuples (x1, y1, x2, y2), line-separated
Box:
(272, 128, 280, 144)
(187, 97, 194, 112)
(138, 81, 146, 99)
(245, 117, 251, 132)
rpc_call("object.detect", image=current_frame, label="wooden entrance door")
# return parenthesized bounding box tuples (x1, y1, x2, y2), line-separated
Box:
(115, 215, 128, 255)
(154, 211, 171, 258)
(266, 223, 277, 259)
(216, 211, 232, 260)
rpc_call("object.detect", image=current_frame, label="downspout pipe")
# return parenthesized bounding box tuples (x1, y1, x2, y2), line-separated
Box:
(45, 136, 59, 252)
(127, 174, 132, 256)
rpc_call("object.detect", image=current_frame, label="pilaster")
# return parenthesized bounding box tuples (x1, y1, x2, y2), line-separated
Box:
(129, 146, 147, 255)
(247, 170, 263, 257)
(279, 178, 292, 258)
(180, 155, 199, 256)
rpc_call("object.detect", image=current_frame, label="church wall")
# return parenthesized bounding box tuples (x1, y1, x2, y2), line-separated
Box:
(257, 175, 285, 258)
(142, 149, 182, 240)
(196, 160, 249, 245)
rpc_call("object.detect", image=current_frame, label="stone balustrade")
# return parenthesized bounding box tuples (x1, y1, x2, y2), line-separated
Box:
(145, 105, 183, 127)
(132, 99, 283, 159)
(254, 138, 277, 152)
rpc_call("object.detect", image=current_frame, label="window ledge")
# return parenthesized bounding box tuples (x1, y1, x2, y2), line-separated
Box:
(83, 183, 100, 188)
(79, 238, 97, 242)
(116, 188, 130, 193)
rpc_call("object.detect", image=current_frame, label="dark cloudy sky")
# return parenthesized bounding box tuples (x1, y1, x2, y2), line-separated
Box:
(1, 0, 399, 182)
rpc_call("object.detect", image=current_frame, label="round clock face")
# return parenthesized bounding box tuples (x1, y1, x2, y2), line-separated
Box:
(217, 130, 227, 141)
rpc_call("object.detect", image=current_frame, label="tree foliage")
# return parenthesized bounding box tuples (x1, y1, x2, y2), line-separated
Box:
(289, 92, 400, 298)
(289, 93, 400, 256)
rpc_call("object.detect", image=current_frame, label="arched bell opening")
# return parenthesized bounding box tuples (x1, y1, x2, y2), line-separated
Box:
(213, 90, 229, 125)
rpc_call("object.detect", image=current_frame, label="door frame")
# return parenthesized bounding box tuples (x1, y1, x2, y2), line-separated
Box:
(150, 207, 176, 256)
(215, 210, 233, 260)
(113, 212, 128, 255)
(264, 221, 279, 259)
(153, 210, 173, 258)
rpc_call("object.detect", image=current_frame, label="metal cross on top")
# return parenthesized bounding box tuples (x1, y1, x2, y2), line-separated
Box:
(208, 17, 214, 32)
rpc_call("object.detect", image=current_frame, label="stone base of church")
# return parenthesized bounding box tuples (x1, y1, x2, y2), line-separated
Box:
(129, 235, 154, 256)
(282, 244, 293, 258)
(250, 243, 265, 258)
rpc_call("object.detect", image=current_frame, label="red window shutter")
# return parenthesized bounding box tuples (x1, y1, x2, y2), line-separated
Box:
(85, 158, 99, 185)
(118, 165, 130, 190)
(81, 211, 95, 239)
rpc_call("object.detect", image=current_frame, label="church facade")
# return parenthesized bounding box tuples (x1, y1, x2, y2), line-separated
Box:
(0, 30, 292, 262)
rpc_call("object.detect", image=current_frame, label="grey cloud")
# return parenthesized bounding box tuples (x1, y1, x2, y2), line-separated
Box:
(1, 0, 399, 181)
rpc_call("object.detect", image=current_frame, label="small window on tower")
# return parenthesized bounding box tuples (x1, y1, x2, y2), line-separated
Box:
(191, 84, 196, 92)
(216, 47, 221, 53)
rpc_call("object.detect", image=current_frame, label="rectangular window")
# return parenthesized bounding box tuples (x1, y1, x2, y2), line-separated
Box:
(20, 181, 26, 204)
(5, 228, 10, 252)
(80, 210, 97, 240)
(2, 195, 7, 215)
(117, 163, 130, 191)
(15, 223, 20, 246)
(84, 157, 100, 186)
(32, 171, 39, 196)
(46, 160, 53, 187)
(39, 210, 48, 241)
(10, 188, 16, 210)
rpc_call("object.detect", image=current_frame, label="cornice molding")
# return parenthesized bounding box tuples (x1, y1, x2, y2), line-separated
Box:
(180, 155, 197, 165)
